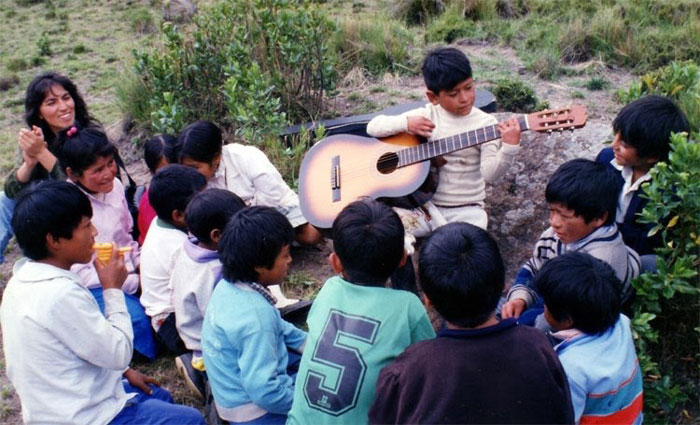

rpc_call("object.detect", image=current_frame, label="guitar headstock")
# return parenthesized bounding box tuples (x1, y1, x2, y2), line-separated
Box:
(527, 105, 587, 133)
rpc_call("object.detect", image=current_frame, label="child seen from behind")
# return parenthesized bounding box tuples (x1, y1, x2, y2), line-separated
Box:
(287, 199, 436, 425)
(140, 164, 207, 354)
(535, 252, 643, 424)
(369, 222, 573, 424)
(172, 188, 246, 400)
(202, 206, 306, 424)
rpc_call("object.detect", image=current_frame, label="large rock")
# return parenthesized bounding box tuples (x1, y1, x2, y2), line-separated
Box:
(162, 0, 197, 23)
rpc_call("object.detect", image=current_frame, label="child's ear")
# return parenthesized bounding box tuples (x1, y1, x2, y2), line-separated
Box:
(213, 154, 223, 171)
(171, 210, 187, 228)
(65, 166, 78, 181)
(397, 249, 408, 268)
(209, 228, 222, 245)
(329, 252, 344, 274)
(45, 233, 62, 254)
(426, 90, 439, 105)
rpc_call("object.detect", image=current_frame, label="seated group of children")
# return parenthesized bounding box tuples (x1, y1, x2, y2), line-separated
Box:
(1, 45, 690, 425)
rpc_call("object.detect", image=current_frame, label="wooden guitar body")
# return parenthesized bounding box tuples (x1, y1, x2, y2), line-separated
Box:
(299, 133, 428, 228)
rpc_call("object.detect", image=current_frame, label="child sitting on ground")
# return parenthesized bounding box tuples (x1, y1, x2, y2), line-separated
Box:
(501, 158, 641, 320)
(140, 164, 207, 354)
(535, 252, 643, 424)
(138, 134, 182, 245)
(171, 188, 245, 400)
(179, 120, 321, 306)
(58, 125, 155, 361)
(287, 199, 435, 425)
(202, 206, 307, 424)
(366, 47, 521, 236)
(369, 222, 573, 424)
(0, 180, 204, 424)
(595, 95, 689, 269)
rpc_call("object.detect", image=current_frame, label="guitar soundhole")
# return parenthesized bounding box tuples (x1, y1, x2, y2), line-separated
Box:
(377, 152, 399, 174)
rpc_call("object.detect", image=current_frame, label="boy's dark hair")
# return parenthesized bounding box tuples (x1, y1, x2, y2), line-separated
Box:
(185, 189, 245, 244)
(545, 158, 618, 225)
(57, 126, 115, 176)
(144, 134, 181, 173)
(12, 180, 92, 261)
(24, 71, 96, 144)
(419, 222, 504, 328)
(535, 252, 622, 334)
(613, 95, 689, 161)
(179, 120, 223, 163)
(332, 199, 404, 286)
(219, 206, 294, 283)
(422, 47, 473, 94)
(149, 164, 207, 223)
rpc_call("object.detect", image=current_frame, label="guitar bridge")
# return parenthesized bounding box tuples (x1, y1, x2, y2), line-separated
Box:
(331, 156, 341, 202)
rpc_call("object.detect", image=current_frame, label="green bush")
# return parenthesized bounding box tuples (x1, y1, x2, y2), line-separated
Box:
(615, 61, 700, 138)
(491, 78, 548, 112)
(126, 7, 156, 34)
(392, 0, 444, 25)
(5, 57, 29, 72)
(124, 0, 337, 139)
(425, 6, 488, 44)
(585, 76, 609, 91)
(36, 32, 52, 56)
(332, 15, 417, 77)
(0, 75, 20, 92)
(631, 132, 699, 418)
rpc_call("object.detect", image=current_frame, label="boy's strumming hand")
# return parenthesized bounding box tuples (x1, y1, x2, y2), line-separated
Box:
(497, 118, 521, 145)
(501, 298, 526, 319)
(94, 244, 128, 291)
(124, 368, 161, 395)
(407, 116, 436, 138)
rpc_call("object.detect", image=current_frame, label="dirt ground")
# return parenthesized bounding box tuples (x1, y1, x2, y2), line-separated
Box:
(0, 43, 638, 421)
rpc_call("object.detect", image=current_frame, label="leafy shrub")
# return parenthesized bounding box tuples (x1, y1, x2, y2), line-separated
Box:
(332, 15, 417, 77)
(36, 32, 52, 56)
(585, 76, 609, 91)
(491, 78, 548, 112)
(615, 61, 700, 138)
(425, 6, 488, 43)
(0, 75, 20, 92)
(72, 44, 87, 54)
(124, 0, 337, 139)
(631, 132, 699, 417)
(264, 125, 325, 191)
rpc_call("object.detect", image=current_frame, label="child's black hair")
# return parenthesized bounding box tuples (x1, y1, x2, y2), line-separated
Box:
(179, 121, 223, 163)
(332, 199, 404, 286)
(219, 206, 294, 283)
(149, 164, 207, 223)
(421, 47, 473, 94)
(57, 126, 115, 176)
(144, 134, 181, 173)
(613, 95, 689, 161)
(545, 158, 618, 225)
(12, 180, 92, 261)
(185, 189, 246, 244)
(419, 222, 504, 328)
(535, 252, 622, 334)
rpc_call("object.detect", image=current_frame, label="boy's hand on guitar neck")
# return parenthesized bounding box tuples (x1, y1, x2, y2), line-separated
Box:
(497, 118, 521, 145)
(406, 116, 436, 138)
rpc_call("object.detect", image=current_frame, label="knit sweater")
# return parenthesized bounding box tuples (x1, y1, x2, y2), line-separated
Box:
(366, 104, 520, 207)
(507, 224, 641, 308)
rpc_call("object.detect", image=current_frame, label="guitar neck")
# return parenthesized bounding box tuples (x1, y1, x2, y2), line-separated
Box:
(397, 115, 529, 167)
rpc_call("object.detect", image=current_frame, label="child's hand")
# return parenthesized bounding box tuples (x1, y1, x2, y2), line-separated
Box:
(501, 298, 527, 319)
(123, 368, 161, 395)
(94, 244, 128, 291)
(406, 116, 435, 138)
(497, 118, 521, 145)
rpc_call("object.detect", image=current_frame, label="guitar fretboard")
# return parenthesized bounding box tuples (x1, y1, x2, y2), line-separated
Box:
(397, 115, 529, 167)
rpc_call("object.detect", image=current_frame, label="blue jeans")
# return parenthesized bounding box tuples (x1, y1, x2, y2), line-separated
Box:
(110, 381, 205, 424)
(0, 191, 15, 264)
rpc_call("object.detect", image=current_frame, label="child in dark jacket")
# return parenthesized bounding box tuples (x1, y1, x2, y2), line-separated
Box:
(595, 95, 689, 269)
(369, 222, 573, 424)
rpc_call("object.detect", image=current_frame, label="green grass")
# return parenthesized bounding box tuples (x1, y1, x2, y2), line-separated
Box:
(0, 0, 162, 186)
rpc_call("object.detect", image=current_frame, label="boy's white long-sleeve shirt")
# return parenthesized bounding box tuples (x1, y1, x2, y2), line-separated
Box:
(0, 259, 134, 424)
(366, 104, 520, 206)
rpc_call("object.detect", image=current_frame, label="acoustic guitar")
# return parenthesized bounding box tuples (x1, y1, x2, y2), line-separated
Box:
(299, 105, 587, 228)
